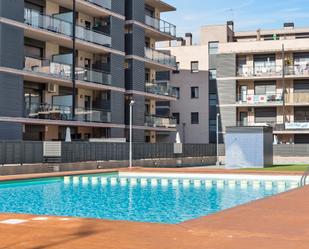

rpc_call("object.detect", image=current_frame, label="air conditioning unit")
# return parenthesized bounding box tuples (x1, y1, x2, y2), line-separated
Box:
(47, 83, 57, 93)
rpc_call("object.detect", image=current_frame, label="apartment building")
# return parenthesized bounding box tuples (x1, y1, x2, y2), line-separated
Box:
(164, 22, 309, 144)
(0, 0, 177, 142)
(216, 22, 309, 144)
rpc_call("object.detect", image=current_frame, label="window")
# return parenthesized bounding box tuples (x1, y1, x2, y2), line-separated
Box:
(172, 113, 180, 125)
(209, 119, 217, 131)
(209, 94, 217, 106)
(209, 41, 219, 54)
(174, 87, 180, 99)
(191, 87, 199, 99)
(255, 108, 276, 123)
(209, 69, 217, 80)
(173, 62, 180, 74)
(191, 61, 199, 73)
(191, 112, 199, 124)
(254, 82, 276, 95)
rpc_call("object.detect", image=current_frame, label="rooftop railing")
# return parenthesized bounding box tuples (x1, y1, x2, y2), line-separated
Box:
(145, 82, 177, 98)
(24, 56, 111, 86)
(145, 115, 177, 128)
(26, 102, 111, 123)
(24, 8, 111, 47)
(144, 47, 176, 67)
(145, 14, 176, 37)
(85, 0, 112, 10)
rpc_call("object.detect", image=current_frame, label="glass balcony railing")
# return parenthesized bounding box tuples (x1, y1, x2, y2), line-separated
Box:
(144, 47, 176, 68)
(24, 8, 111, 47)
(237, 93, 283, 104)
(145, 82, 177, 98)
(24, 56, 111, 85)
(145, 115, 177, 128)
(145, 14, 176, 37)
(85, 0, 112, 10)
(237, 64, 309, 77)
(237, 65, 282, 77)
(25, 103, 111, 123)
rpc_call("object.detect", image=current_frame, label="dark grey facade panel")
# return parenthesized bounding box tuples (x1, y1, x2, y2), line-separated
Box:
(125, 25, 145, 57)
(0, 72, 24, 140)
(110, 92, 124, 124)
(125, 59, 145, 91)
(110, 54, 125, 88)
(110, 17, 125, 52)
(0, 0, 24, 21)
(0, 24, 24, 69)
(132, 129, 145, 142)
(125, 0, 145, 23)
(110, 128, 125, 138)
(111, 0, 125, 15)
(132, 94, 145, 126)
(217, 79, 236, 105)
(217, 53, 236, 78)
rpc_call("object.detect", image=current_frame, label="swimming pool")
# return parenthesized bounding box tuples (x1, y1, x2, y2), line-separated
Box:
(0, 172, 301, 224)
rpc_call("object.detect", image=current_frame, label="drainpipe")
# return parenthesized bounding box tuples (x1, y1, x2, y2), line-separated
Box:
(72, 0, 77, 119)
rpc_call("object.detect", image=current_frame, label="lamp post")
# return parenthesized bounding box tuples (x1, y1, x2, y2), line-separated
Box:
(129, 100, 135, 169)
(216, 113, 220, 166)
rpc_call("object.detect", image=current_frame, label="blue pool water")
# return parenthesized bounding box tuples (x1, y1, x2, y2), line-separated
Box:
(0, 174, 297, 224)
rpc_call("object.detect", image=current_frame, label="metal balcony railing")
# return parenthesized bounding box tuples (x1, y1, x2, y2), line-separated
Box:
(237, 93, 283, 104)
(285, 93, 309, 104)
(25, 103, 111, 123)
(145, 82, 177, 98)
(24, 8, 111, 47)
(236, 121, 309, 131)
(145, 115, 177, 128)
(24, 56, 111, 85)
(144, 47, 176, 67)
(145, 14, 176, 37)
(85, 0, 112, 10)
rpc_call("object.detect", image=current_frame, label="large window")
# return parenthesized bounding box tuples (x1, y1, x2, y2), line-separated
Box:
(209, 94, 217, 106)
(191, 61, 199, 73)
(174, 87, 180, 99)
(208, 41, 219, 54)
(172, 113, 180, 124)
(254, 81, 276, 95)
(191, 112, 199, 124)
(295, 107, 309, 121)
(254, 54, 276, 69)
(255, 108, 276, 123)
(191, 87, 199, 99)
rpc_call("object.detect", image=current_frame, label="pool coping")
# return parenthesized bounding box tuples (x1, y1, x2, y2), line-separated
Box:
(0, 167, 308, 248)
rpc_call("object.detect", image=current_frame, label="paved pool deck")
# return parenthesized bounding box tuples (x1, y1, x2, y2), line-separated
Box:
(0, 168, 308, 249)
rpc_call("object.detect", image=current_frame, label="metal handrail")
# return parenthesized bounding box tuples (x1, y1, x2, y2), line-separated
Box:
(300, 166, 309, 186)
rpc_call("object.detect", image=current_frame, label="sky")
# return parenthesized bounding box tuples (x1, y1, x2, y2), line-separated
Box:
(161, 0, 309, 43)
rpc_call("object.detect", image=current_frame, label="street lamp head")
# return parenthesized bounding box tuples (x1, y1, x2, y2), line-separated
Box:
(130, 100, 135, 106)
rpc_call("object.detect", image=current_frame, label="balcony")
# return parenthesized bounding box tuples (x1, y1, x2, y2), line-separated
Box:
(237, 93, 283, 105)
(145, 14, 176, 37)
(236, 121, 309, 132)
(26, 103, 111, 123)
(145, 115, 177, 128)
(24, 8, 111, 48)
(145, 82, 177, 98)
(237, 65, 282, 77)
(285, 93, 309, 105)
(144, 47, 176, 68)
(85, 0, 112, 9)
(24, 56, 111, 86)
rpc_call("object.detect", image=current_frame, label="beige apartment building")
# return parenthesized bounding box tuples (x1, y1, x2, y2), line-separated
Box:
(163, 22, 309, 144)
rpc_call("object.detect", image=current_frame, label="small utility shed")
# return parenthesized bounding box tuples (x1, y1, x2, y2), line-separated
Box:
(225, 126, 273, 169)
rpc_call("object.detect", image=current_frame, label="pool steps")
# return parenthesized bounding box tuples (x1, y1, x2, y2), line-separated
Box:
(62, 176, 301, 189)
